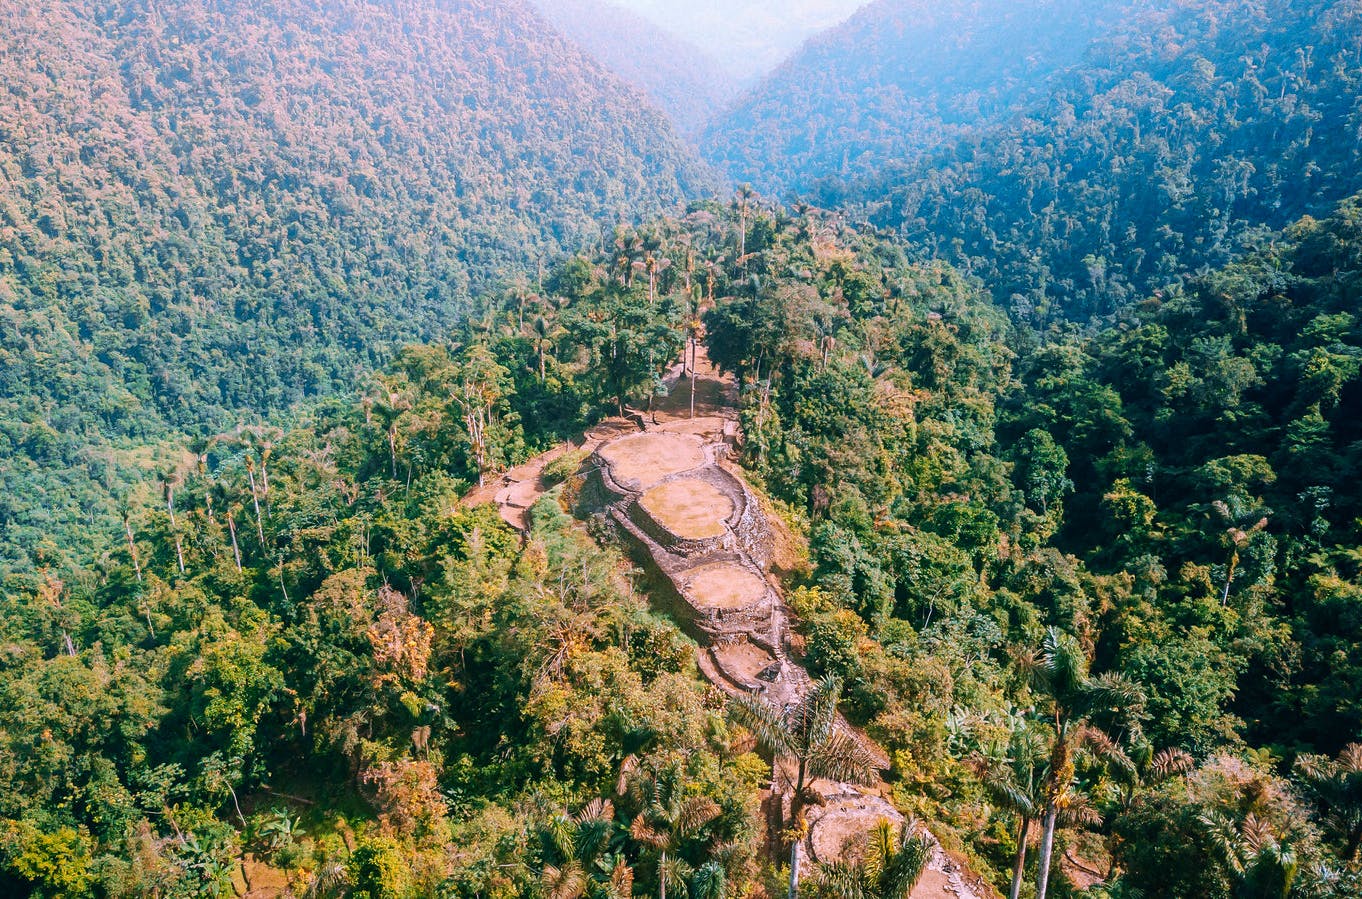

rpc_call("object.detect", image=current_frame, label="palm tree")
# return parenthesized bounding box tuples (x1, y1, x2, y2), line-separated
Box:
(1209, 496, 1269, 605)
(1200, 811, 1299, 898)
(626, 771, 722, 899)
(733, 185, 756, 265)
(160, 467, 187, 575)
(1024, 628, 1143, 899)
(731, 676, 880, 899)
(813, 818, 930, 899)
(540, 798, 634, 899)
(1294, 743, 1362, 863)
(977, 726, 1048, 899)
(528, 314, 561, 381)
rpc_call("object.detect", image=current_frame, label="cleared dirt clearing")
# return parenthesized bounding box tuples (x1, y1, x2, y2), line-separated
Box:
(681, 561, 770, 610)
(640, 480, 733, 540)
(597, 432, 705, 488)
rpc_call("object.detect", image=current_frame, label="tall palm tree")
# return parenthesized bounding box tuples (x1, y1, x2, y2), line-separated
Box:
(1294, 743, 1362, 863)
(160, 467, 187, 575)
(1210, 497, 1269, 605)
(626, 770, 722, 899)
(813, 818, 930, 899)
(528, 314, 562, 381)
(977, 726, 1048, 899)
(1024, 628, 1143, 899)
(733, 185, 756, 265)
(731, 676, 880, 899)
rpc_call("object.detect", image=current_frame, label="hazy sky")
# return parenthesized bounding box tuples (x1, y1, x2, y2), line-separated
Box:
(611, 0, 869, 82)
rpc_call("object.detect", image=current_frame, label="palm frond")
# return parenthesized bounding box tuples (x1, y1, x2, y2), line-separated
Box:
(600, 857, 634, 899)
(542, 861, 589, 899)
(574, 817, 615, 864)
(1038, 627, 1086, 700)
(631, 813, 668, 851)
(1058, 795, 1103, 829)
(981, 771, 1039, 817)
(690, 861, 728, 899)
(661, 855, 695, 899)
(676, 796, 722, 836)
(807, 729, 880, 786)
(1151, 748, 1194, 782)
(730, 690, 796, 758)
(813, 861, 867, 899)
(789, 676, 843, 751)
(1077, 725, 1137, 780)
(1084, 671, 1144, 710)
(862, 819, 897, 883)
(574, 798, 615, 825)
(879, 825, 931, 899)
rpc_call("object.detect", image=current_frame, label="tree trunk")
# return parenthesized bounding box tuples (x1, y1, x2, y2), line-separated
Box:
(1221, 552, 1238, 606)
(247, 468, 266, 544)
(227, 514, 242, 572)
(167, 485, 186, 574)
(1009, 816, 1031, 899)
(124, 518, 143, 583)
(1035, 804, 1059, 899)
(659, 849, 667, 899)
(787, 838, 801, 899)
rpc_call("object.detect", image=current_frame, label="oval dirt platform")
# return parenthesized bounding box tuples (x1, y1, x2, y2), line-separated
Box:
(640, 480, 733, 540)
(680, 561, 768, 611)
(596, 432, 706, 490)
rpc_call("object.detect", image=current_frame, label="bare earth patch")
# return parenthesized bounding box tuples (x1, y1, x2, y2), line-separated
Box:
(640, 480, 733, 540)
(714, 638, 775, 671)
(681, 561, 769, 610)
(598, 432, 705, 488)
(809, 794, 903, 864)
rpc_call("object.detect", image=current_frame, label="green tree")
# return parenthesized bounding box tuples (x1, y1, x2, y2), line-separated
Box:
(1025, 628, 1143, 899)
(731, 677, 879, 899)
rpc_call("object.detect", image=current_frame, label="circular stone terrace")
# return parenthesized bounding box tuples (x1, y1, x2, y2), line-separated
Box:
(679, 561, 769, 611)
(597, 432, 706, 490)
(639, 480, 733, 541)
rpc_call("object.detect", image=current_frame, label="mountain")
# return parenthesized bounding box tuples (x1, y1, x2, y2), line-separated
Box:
(852, 0, 1362, 321)
(707, 0, 1362, 322)
(615, 0, 869, 83)
(701, 0, 1128, 194)
(532, 0, 738, 136)
(0, 0, 716, 569)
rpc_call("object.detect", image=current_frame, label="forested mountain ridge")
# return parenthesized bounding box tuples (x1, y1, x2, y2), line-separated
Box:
(0, 0, 714, 570)
(843, 0, 1362, 321)
(531, 0, 739, 137)
(706, 0, 1362, 323)
(701, 0, 1130, 195)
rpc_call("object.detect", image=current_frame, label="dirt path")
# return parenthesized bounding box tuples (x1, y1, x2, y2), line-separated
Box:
(473, 346, 994, 899)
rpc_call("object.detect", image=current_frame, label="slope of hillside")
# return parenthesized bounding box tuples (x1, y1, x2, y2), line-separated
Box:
(532, 0, 738, 136)
(701, 0, 1128, 194)
(0, 0, 716, 569)
(853, 0, 1362, 321)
